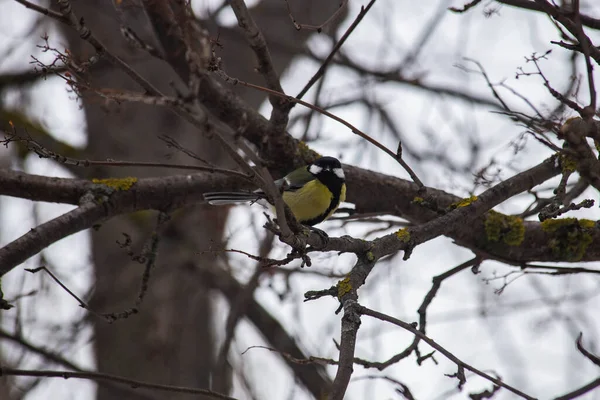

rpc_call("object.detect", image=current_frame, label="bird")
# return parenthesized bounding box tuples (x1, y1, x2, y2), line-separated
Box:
(203, 156, 346, 226)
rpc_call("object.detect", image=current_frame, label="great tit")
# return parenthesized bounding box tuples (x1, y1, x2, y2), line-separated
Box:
(203, 156, 346, 226)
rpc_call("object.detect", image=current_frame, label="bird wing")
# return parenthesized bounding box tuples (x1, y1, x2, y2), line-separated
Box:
(253, 165, 314, 196)
(277, 165, 315, 191)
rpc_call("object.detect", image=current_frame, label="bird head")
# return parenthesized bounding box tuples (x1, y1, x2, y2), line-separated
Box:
(308, 156, 345, 181)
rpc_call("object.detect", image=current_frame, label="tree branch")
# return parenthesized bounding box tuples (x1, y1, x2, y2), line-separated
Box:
(0, 329, 162, 400)
(198, 265, 333, 397)
(4, 154, 599, 280)
(497, 0, 600, 30)
(0, 367, 237, 400)
(554, 377, 600, 400)
(229, 0, 289, 130)
(358, 305, 536, 400)
(0, 200, 106, 274)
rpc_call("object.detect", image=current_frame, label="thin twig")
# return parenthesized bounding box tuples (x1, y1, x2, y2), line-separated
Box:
(214, 233, 274, 389)
(496, 0, 600, 30)
(157, 134, 210, 164)
(24, 266, 107, 320)
(554, 377, 600, 400)
(358, 305, 537, 400)
(571, 0, 596, 113)
(285, 0, 348, 32)
(448, 0, 482, 13)
(242, 345, 337, 366)
(0, 329, 162, 400)
(17, 0, 264, 196)
(296, 0, 378, 100)
(1, 130, 250, 179)
(229, 0, 289, 130)
(576, 332, 600, 367)
(13, 0, 68, 23)
(216, 70, 425, 188)
(102, 212, 169, 322)
(532, 0, 600, 65)
(0, 367, 237, 399)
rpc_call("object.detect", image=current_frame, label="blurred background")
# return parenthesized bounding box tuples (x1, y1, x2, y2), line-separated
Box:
(1, 0, 600, 399)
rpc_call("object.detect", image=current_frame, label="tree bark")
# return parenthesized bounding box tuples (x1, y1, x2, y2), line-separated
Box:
(59, 1, 346, 398)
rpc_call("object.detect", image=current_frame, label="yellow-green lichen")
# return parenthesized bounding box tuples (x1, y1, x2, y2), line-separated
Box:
(484, 211, 525, 246)
(297, 141, 321, 160)
(395, 228, 411, 242)
(366, 251, 375, 262)
(578, 219, 596, 229)
(541, 218, 596, 231)
(337, 277, 352, 298)
(450, 195, 478, 209)
(412, 197, 424, 204)
(558, 153, 577, 172)
(92, 177, 137, 191)
(541, 218, 596, 261)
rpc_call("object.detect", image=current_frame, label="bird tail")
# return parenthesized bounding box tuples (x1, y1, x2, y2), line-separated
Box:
(203, 191, 263, 205)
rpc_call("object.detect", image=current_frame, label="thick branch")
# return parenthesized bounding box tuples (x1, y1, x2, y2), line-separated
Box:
(3, 155, 600, 280)
(0, 170, 245, 276)
(0, 201, 106, 274)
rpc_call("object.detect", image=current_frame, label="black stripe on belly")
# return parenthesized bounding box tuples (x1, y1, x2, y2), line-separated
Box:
(301, 181, 343, 226)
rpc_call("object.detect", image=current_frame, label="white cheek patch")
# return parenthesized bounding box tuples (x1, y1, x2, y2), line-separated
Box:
(309, 164, 323, 175)
(333, 167, 345, 179)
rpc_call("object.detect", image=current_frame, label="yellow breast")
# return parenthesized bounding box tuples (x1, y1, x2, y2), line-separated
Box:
(282, 180, 345, 224)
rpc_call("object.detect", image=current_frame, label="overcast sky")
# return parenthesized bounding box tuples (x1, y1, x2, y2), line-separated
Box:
(1, 0, 600, 399)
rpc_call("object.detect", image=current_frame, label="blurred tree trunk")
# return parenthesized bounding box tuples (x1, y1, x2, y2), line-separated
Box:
(60, 1, 345, 398)
(0, 110, 12, 400)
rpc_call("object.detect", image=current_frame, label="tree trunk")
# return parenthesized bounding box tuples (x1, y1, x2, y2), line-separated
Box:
(60, 1, 346, 398)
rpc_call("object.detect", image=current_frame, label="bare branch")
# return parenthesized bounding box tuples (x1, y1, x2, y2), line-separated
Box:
(296, 0, 378, 100)
(0, 200, 106, 275)
(229, 0, 289, 130)
(1, 127, 250, 179)
(497, 0, 600, 30)
(0, 367, 237, 399)
(101, 212, 170, 322)
(329, 298, 362, 400)
(531, 0, 600, 65)
(0, 329, 162, 400)
(285, 0, 348, 32)
(199, 266, 333, 397)
(358, 305, 536, 400)
(449, 0, 483, 13)
(554, 377, 600, 400)
(214, 70, 426, 189)
(13, 0, 67, 24)
(576, 333, 600, 368)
